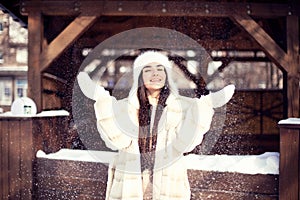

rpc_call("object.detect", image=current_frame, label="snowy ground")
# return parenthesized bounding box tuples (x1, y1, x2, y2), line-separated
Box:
(37, 149, 279, 175)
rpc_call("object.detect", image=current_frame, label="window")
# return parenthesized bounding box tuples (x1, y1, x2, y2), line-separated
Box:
(0, 52, 3, 64)
(15, 78, 27, 98)
(0, 77, 28, 106)
(0, 78, 13, 105)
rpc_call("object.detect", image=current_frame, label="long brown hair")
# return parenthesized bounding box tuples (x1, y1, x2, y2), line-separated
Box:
(137, 67, 170, 174)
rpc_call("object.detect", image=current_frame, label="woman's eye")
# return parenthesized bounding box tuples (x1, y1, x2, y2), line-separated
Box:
(157, 68, 164, 71)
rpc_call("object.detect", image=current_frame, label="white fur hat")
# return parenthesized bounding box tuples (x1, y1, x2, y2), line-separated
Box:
(133, 51, 172, 71)
(128, 51, 179, 108)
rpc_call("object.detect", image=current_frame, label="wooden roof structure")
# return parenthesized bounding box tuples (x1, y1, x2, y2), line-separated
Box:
(1, 0, 299, 117)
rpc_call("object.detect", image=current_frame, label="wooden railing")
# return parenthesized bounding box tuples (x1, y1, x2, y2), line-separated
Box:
(278, 118, 300, 200)
(0, 115, 69, 200)
(1, 115, 281, 200)
(35, 153, 279, 199)
(0, 89, 286, 199)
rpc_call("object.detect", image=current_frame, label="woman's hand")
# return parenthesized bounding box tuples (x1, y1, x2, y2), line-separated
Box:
(77, 72, 108, 100)
(209, 84, 235, 108)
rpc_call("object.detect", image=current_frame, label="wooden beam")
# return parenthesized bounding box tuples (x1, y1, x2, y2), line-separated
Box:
(286, 15, 300, 117)
(232, 13, 300, 117)
(40, 14, 97, 71)
(231, 12, 289, 72)
(27, 11, 43, 112)
(21, 1, 300, 17)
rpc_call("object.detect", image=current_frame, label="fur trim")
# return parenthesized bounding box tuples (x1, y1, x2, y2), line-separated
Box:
(128, 51, 179, 108)
(133, 51, 172, 71)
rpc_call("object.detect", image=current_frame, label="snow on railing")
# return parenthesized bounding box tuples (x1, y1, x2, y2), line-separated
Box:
(278, 117, 300, 125)
(36, 149, 279, 175)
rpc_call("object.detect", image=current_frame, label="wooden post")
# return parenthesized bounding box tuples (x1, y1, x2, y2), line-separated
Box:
(278, 119, 300, 200)
(286, 15, 300, 118)
(27, 11, 96, 112)
(27, 11, 43, 112)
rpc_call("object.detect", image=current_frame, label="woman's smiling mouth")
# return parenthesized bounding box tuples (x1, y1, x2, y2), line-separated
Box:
(150, 78, 162, 82)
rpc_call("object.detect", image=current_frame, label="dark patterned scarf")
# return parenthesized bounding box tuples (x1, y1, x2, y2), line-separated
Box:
(138, 87, 169, 183)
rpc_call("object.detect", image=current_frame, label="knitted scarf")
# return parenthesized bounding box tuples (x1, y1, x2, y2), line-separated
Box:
(138, 87, 169, 182)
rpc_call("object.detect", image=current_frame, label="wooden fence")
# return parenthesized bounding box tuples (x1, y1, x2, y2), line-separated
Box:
(0, 115, 69, 200)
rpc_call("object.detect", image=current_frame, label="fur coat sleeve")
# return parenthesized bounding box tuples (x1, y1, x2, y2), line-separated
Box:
(172, 95, 214, 155)
(94, 95, 133, 151)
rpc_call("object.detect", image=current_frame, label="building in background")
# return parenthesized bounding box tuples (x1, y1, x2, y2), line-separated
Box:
(0, 10, 28, 112)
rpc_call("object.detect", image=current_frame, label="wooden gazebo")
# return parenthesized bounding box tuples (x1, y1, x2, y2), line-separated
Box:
(18, 0, 300, 118)
(0, 0, 299, 199)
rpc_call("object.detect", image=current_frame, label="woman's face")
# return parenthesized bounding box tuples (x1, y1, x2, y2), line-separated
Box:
(142, 62, 167, 94)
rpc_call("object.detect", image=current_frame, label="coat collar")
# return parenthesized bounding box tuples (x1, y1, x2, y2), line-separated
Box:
(126, 92, 182, 134)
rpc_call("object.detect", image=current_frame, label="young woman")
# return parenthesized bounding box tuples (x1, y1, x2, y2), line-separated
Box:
(77, 51, 235, 200)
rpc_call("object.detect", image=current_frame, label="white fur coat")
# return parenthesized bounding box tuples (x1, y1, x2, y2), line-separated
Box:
(94, 91, 214, 200)
(77, 71, 235, 200)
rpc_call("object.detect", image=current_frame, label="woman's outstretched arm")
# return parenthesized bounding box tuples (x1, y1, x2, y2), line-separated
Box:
(77, 72, 133, 150)
(172, 85, 235, 155)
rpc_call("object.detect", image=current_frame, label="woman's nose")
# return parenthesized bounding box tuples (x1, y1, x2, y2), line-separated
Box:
(152, 69, 159, 76)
